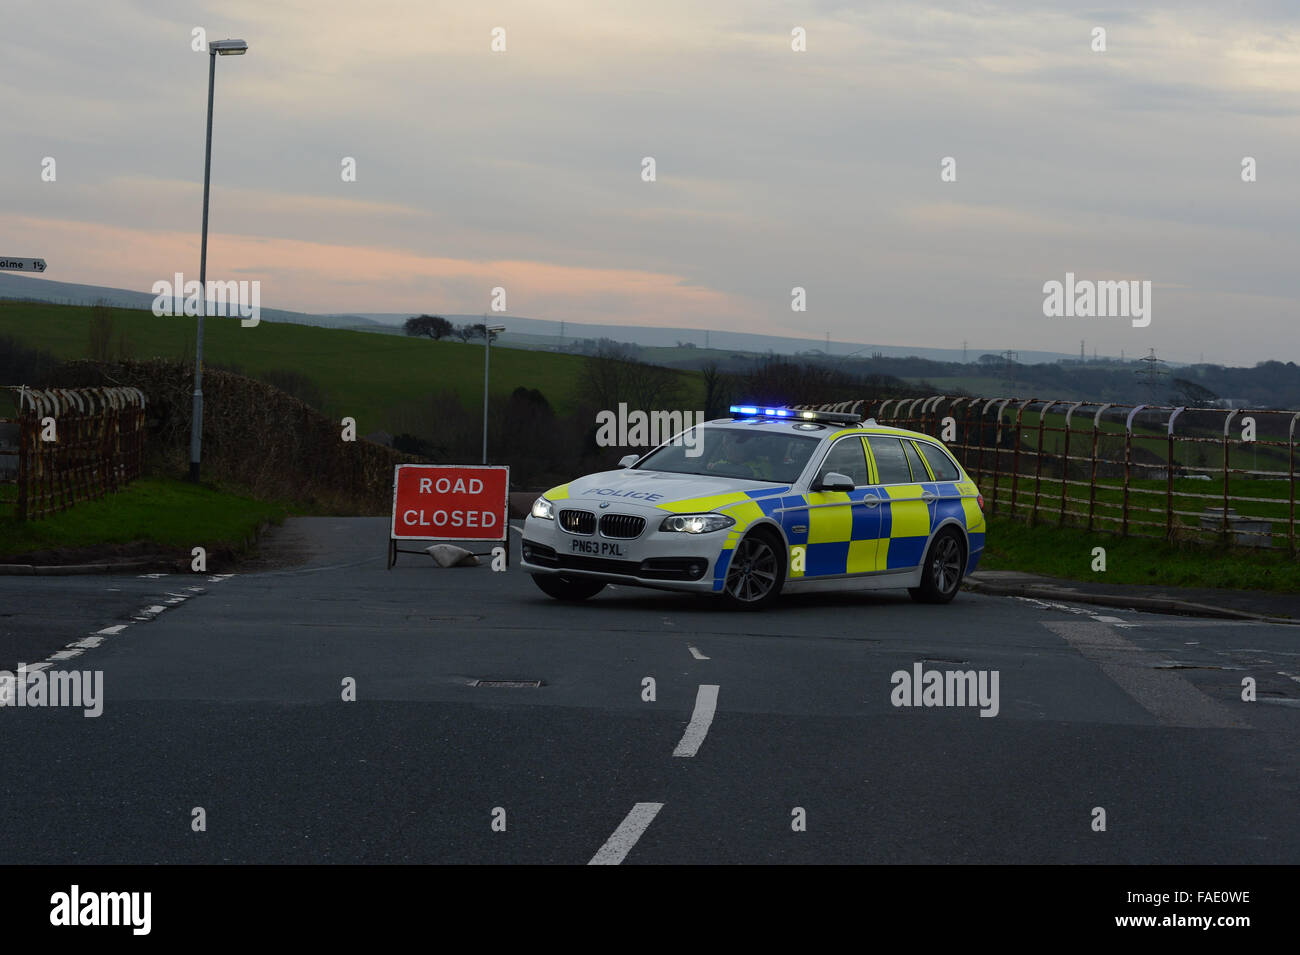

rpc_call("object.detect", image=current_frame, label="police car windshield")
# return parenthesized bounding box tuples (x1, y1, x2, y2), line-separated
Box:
(635, 427, 820, 483)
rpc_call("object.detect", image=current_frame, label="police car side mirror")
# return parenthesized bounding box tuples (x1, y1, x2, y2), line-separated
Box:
(618, 454, 640, 468)
(815, 472, 855, 492)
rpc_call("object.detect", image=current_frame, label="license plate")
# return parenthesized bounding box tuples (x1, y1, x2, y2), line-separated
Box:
(571, 539, 626, 557)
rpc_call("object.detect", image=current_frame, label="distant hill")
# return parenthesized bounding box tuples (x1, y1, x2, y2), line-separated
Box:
(0, 272, 1080, 363)
(0, 273, 385, 332)
(352, 311, 1084, 365)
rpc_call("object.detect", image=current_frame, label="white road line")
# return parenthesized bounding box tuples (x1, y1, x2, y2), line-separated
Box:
(588, 802, 664, 865)
(95, 625, 127, 635)
(688, 645, 709, 660)
(673, 684, 720, 757)
(48, 650, 82, 660)
(68, 637, 104, 650)
(1092, 614, 1138, 629)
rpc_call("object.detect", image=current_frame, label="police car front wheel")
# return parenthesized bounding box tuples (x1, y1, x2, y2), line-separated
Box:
(722, 531, 785, 610)
(531, 573, 606, 602)
(909, 529, 965, 604)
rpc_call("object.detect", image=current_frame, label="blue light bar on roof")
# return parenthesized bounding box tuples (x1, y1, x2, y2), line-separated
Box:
(729, 405, 862, 425)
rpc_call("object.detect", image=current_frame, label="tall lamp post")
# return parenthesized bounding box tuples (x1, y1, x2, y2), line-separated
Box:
(190, 37, 248, 482)
(482, 323, 506, 464)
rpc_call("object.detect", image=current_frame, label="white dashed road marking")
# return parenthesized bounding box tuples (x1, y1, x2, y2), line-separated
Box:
(95, 625, 128, 635)
(588, 802, 664, 865)
(688, 645, 709, 660)
(673, 684, 720, 757)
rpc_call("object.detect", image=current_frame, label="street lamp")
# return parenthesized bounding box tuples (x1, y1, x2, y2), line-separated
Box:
(189, 38, 248, 482)
(482, 323, 506, 464)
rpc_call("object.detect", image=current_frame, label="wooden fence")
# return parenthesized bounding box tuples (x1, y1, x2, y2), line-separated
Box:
(797, 396, 1300, 554)
(4, 386, 147, 520)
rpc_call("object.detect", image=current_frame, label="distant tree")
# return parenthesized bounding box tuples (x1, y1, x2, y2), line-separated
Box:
(1170, 377, 1219, 408)
(87, 301, 114, 361)
(576, 343, 681, 414)
(404, 314, 453, 340)
(700, 361, 731, 419)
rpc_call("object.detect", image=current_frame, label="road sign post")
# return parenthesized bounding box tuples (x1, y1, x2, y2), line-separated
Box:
(0, 258, 48, 273)
(388, 464, 510, 569)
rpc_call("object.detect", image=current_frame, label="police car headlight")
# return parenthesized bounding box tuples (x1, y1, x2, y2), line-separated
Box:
(659, 513, 734, 534)
(531, 497, 555, 520)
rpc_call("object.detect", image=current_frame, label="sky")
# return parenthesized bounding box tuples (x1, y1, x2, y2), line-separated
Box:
(1, 0, 1298, 365)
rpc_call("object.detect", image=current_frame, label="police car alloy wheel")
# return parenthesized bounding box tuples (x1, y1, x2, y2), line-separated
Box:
(722, 532, 785, 609)
(909, 528, 965, 604)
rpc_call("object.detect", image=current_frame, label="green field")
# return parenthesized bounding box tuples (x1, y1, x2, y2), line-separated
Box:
(979, 515, 1300, 593)
(980, 474, 1297, 541)
(0, 301, 704, 431)
(0, 477, 294, 560)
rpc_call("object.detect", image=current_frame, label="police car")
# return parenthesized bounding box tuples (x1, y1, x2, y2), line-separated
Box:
(521, 406, 986, 609)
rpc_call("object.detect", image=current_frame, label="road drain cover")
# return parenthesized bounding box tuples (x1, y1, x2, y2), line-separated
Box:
(472, 680, 542, 688)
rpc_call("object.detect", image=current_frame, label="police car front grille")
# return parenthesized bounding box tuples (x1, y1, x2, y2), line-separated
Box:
(598, 514, 646, 539)
(559, 509, 595, 535)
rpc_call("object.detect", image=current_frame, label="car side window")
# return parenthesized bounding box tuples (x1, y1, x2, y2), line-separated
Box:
(902, 440, 930, 482)
(817, 438, 869, 487)
(866, 437, 912, 484)
(918, 442, 961, 481)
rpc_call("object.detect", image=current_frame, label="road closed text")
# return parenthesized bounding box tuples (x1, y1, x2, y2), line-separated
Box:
(402, 508, 498, 530)
(402, 474, 497, 530)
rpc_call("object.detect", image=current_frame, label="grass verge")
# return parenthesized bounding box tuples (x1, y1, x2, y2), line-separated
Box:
(0, 477, 296, 561)
(978, 514, 1300, 593)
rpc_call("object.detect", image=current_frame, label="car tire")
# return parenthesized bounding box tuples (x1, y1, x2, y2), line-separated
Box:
(721, 529, 785, 610)
(531, 573, 606, 602)
(908, 528, 965, 604)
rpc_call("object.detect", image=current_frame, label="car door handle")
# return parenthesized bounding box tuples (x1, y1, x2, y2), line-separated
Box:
(861, 496, 880, 507)
(921, 491, 937, 502)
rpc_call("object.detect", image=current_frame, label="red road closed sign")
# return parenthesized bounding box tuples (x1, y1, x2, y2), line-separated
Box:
(390, 464, 509, 541)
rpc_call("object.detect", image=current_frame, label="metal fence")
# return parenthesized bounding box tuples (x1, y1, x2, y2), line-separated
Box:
(3, 386, 147, 520)
(797, 396, 1300, 554)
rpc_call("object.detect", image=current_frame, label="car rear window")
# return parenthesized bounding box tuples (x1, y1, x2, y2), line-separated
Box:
(902, 440, 930, 481)
(866, 437, 913, 484)
(917, 442, 962, 481)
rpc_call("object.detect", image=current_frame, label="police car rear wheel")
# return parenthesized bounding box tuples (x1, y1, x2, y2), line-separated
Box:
(531, 573, 606, 601)
(722, 532, 784, 609)
(909, 529, 964, 604)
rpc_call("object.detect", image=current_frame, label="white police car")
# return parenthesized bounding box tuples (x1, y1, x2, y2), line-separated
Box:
(521, 406, 986, 609)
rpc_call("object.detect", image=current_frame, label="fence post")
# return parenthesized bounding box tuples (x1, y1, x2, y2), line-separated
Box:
(1010, 399, 1033, 518)
(1122, 405, 1145, 538)
(1289, 412, 1299, 557)
(1166, 407, 1185, 541)
(1032, 401, 1057, 526)
(991, 398, 1012, 516)
(1089, 404, 1112, 533)
(1222, 411, 1238, 537)
(1061, 402, 1083, 526)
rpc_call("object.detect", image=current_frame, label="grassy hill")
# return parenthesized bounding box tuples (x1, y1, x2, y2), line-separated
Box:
(0, 300, 704, 432)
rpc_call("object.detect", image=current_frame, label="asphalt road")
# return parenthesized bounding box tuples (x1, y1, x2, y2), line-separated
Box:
(0, 517, 1296, 864)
